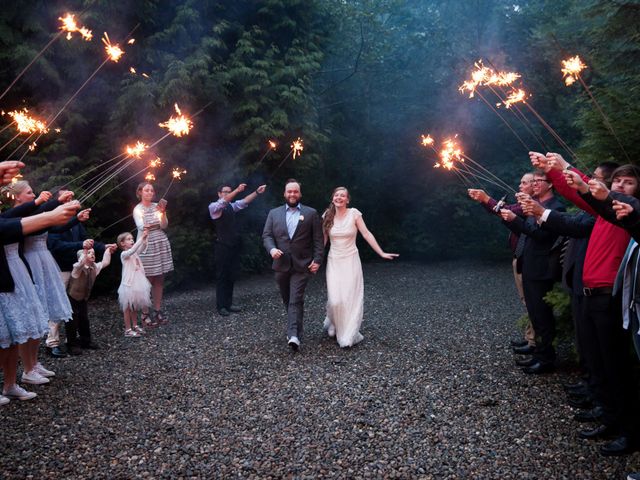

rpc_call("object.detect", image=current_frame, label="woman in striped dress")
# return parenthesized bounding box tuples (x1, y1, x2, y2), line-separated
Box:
(132, 182, 173, 326)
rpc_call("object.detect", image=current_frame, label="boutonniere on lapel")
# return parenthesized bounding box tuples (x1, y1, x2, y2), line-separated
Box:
(299, 215, 304, 222)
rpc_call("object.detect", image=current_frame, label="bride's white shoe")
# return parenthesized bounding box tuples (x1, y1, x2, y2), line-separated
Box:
(327, 324, 336, 337)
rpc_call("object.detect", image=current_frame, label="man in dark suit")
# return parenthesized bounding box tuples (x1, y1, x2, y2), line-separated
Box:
(262, 179, 324, 351)
(501, 171, 565, 373)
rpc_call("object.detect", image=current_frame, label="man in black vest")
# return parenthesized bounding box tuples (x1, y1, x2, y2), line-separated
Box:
(209, 182, 266, 316)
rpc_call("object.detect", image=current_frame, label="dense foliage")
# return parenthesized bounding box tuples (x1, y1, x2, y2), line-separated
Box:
(0, 0, 638, 291)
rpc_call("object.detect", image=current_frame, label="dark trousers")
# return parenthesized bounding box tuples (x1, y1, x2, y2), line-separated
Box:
(215, 243, 240, 311)
(582, 294, 638, 435)
(275, 269, 310, 339)
(65, 297, 91, 346)
(522, 278, 556, 364)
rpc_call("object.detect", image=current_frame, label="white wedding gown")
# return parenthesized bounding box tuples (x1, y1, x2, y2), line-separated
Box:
(324, 208, 364, 347)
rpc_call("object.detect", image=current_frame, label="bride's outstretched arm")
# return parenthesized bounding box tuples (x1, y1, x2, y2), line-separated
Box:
(355, 215, 399, 260)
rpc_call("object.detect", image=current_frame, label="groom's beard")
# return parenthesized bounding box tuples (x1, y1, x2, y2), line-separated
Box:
(286, 199, 300, 207)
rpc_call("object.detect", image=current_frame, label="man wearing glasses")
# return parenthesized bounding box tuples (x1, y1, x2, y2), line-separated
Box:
(209, 182, 266, 316)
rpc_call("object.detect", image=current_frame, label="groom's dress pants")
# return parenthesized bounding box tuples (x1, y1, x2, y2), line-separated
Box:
(275, 269, 310, 339)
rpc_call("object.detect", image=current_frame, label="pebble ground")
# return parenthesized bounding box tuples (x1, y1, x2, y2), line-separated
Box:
(1, 261, 638, 479)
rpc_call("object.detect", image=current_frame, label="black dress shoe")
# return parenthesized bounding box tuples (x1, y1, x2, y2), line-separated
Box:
(515, 356, 537, 367)
(573, 406, 604, 422)
(67, 345, 83, 356)
(81, 342, 99, 350)
(563, 380, 586, 392)
(513, 344, 536, 355)
(600, 436, 635, 456)
(567, 396, 593, 409)
(218, 308, 231, 317)
(565, 384, 590, 397)
(47, 346, 68, 358)
(510, 339, 528, 348)
(578, 424, 616, 440)
(522, 361, 554, 374)
(228, 305, 242, 313)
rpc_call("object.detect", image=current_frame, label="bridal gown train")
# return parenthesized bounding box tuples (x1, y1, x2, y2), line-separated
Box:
(324, 208, 364, 347)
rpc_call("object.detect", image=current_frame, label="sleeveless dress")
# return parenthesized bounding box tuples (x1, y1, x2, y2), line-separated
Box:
(133, 203, 174, 276)
(118, 237, 152, 311)
(0, 243, 48, 344)
(324, 208, 364, 347)
(23, 232, 73, 323)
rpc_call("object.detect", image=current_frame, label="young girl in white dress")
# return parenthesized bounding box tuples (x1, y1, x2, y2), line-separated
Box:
(117, 229, 152, 337)
(322, 187, 398, 348)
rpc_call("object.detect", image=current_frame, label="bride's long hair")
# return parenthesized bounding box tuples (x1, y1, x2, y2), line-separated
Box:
(322, 186, 350, 234)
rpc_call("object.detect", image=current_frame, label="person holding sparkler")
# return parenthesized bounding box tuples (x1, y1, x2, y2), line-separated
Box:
(0, 168, 79, 403)
(322, 187, 398, 348)
(532, 152, 640, 455)
(468, 172, 538, 351)
(499, 170, 565, 374)
(132, 182, 173, 327)
(208, 182, 267, 317)
(262, 179, 324, 352)
(117, 229, 151, 337)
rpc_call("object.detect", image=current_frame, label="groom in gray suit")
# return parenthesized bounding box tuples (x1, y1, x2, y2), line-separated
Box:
(262, 179, 324, 351)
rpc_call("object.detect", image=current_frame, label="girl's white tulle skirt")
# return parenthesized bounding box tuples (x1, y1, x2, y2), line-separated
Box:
(117, 275, 152, 311)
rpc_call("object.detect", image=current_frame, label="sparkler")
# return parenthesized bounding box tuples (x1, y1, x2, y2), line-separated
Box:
(267, 137, 304, 182)
(158, 104, 193, 137)
(161, 167, 187, 198)
(0, 109, 49, 153)
(145, 172, 156, 182)
(561, 55, 630, 162)
(102, 32, 124, 62)
(257, 139, 278, 163)
(59, 13, 93, 41)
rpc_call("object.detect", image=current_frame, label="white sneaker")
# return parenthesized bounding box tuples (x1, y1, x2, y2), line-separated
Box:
(327, 324, 336, 337)
(124, 329, 140, 337)
(3, 384, 37, 400)
(134, 325, 145, 335)
(22, 370, 50, 385)
(34, 362, 55, 378)
(0, 395, 9, 405)
(287, 336, 300, 351)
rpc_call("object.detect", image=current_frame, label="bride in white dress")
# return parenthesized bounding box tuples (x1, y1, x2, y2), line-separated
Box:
(323, 187, 398, 347)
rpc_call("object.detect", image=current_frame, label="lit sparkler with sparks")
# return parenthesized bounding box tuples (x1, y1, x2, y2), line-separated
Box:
(158, 104, 193, 137)
(421, 134, 434, 147)
(435, 138, 464, 170)
(291, 138, 304, 159)
(125, 141, 148, 158)
(499, 89, 528, 109)
(59, 13, 93, 41)
(149, 157, 162, 168)
(7, 109, 48, 134)
(561, 55, 587, 86)
(102, 33, 124, 62)
(145, 172, 156, 182)
(171, 167, 187, 180)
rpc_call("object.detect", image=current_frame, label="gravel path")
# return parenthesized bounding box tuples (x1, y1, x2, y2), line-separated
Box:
(2, 261, 638, 479)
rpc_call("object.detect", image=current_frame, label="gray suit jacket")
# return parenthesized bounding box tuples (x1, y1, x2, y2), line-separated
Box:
(262, 204, 324, 272)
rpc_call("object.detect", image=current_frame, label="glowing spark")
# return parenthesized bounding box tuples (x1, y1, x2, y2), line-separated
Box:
(7, 108, 48, 134)
(421, 134, 434, 147)
(149, 157, 162, 168)
(127, 39, 135, 45)
(460, 61, 521, 97)
(171, 167, 187, 180)
(500, 89, 528, 108)
(28, 142, 37, 151)
(561, 55, 587, 86)
(142, 73, 149, 78)
(130, 67, 136, 74)
(158, 103, 193, 137)
(291, 138, 304, 159)
(59, 13, 93, 41)
(435, 138, 464, 170)
(268, 140, 277, 150)
(102, 32, 124, 62)
(11, 173, 22, 184)
(125, 141, 148, 158)
(54, 128, 61, 133)
(145, 172, 156, 182)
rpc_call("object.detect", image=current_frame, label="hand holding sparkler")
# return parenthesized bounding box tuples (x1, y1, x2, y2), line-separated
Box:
(47, 202, 81, 225)
(521, 197, 545, 218)
(77, 208, 91, 222)
(500, 209, 517, 222)
(58, 190, 75, 203)
(528, 151, 548, 170)
(588, 178, 610, 201)
(563, 170, 588, 193)
(157, 198, 167, 213)
(612, 200, 634, 220)
(545, 152, 570, 171)
(515, 192, 532, 204)
(35, 191, 52, 205)
(0, 160, 24, 185)
(467, 189, 490, 204)
(83, 239, 94, 250)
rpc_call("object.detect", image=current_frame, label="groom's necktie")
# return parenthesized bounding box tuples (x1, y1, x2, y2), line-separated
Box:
(286, 207, 299, 239)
